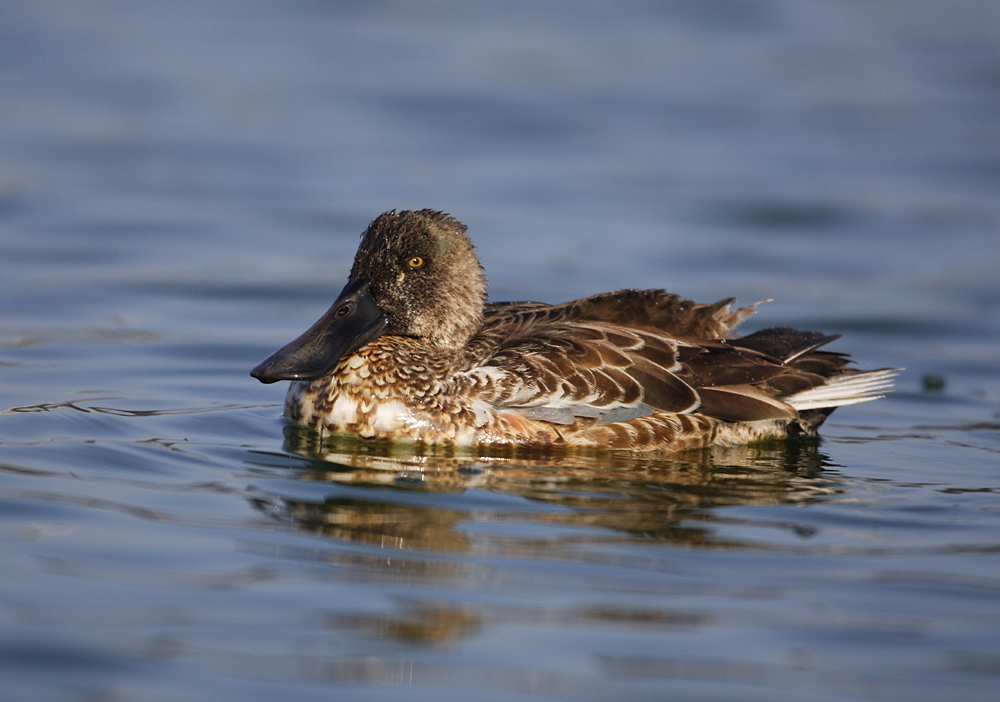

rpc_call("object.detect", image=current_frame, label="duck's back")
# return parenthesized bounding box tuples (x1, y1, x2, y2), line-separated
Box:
(481, 288, 754, 338)
(458, 290, 895, 450)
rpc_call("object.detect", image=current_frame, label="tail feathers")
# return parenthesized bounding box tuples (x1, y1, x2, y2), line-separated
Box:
(786, 368, 901, 411)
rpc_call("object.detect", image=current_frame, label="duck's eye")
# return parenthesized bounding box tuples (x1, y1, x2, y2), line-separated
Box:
(407, 256, 425, 269)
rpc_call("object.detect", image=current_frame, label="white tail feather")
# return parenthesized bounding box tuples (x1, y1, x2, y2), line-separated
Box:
(787, 368, 901, 411)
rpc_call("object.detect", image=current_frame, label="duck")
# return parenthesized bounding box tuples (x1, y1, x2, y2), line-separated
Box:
(251, 209, 897, 452)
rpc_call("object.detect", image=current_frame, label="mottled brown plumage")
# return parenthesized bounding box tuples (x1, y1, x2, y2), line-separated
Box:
(252, 209, 897, 451)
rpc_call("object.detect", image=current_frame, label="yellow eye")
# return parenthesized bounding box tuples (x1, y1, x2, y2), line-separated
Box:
(408, 256, 424, 268)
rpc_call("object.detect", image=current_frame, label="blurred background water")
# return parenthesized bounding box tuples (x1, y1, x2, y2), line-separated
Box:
(2, 1, 999, 700)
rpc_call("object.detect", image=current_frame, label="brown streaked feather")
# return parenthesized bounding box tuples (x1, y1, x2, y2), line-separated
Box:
(696, 384, 798, 422)
(628, 359, 700, 413)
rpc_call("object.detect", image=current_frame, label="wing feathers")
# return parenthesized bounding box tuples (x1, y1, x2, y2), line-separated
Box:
(469, 293, 895, 429)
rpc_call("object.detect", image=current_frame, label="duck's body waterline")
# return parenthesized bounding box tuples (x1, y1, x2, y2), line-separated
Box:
(253, 209, 897, 452)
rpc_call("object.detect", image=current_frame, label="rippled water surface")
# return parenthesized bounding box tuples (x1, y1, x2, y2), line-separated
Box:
(3, 1, 999, 700)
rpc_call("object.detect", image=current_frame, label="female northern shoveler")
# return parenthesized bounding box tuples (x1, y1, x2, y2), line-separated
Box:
(252, 209, 897, 451)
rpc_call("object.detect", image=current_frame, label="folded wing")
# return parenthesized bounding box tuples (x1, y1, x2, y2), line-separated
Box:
(461, 292, 895, 427)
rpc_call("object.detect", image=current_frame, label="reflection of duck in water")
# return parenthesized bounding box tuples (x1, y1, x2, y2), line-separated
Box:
(252, 209, 897, 451)
(252, 432, 840, 548)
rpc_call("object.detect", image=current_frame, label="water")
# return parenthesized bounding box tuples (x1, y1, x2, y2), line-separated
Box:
(2, 1, 999, 700)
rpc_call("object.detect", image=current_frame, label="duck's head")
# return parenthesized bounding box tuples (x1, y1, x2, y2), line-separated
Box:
(251, 209, 486, 383)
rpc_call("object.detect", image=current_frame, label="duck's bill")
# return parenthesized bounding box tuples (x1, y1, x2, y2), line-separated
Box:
(251, 278, 388, 384)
